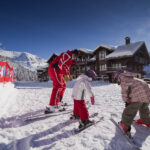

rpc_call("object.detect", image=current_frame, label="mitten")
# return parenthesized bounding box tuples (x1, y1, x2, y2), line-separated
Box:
(125, 100, 131, 107)
(90, 96, 95, 105)
(64, 75, 72, 82)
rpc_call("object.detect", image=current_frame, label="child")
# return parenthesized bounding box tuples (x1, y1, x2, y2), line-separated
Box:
(113, 70, 150, 135)
(71, 69, 97, 129)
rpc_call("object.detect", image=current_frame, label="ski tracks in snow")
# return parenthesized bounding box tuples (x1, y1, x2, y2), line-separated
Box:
(0, 81, 150, 150)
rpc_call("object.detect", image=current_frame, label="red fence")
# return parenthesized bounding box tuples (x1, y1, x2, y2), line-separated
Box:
(0, 61, 14, 82)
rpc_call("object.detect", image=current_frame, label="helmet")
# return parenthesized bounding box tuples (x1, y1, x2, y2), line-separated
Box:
(113, 69, 124, 82)
(85, 69, 97, 80)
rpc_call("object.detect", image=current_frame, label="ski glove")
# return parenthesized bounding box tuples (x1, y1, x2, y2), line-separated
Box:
(64, 75, 72, 82)
(90, 96, 95, 105)
(125, 100, 131, 107)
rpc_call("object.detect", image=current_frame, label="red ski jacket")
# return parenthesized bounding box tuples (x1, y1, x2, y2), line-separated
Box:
(50, 50, 75, 75)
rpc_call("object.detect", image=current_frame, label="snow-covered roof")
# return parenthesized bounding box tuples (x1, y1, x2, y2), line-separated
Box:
(106, 41, 145, 59)
(93, 45, 114, 52)
(78, 48, 93, 54)
(89, 56, 96, 61)
(37, 63, 48, 70)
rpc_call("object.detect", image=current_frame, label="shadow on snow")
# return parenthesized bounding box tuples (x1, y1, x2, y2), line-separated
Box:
(1, 119, 77, 150)
(0, 109, 44, 129)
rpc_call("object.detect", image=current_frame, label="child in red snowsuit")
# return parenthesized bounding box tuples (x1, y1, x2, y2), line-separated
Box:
(71, 69, 97, 128)
(45, 50, 78, 113)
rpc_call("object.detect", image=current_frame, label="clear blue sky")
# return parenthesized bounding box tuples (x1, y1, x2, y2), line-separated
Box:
(0, 0, 150, 59)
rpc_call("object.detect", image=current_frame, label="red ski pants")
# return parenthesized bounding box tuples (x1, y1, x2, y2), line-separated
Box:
(73, 99, 89, 121)
(48, 67, 66, 106)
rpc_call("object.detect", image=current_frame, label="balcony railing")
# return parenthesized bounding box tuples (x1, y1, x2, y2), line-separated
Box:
(106, 66, 127, 72)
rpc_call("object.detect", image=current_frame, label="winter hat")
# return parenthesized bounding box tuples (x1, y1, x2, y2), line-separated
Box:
(85, 69, 97, 80)
(113, 69, 124, 82)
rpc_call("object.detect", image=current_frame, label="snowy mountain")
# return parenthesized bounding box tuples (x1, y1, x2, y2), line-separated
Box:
(0, 49, 47, 71)
(0, 49, 48, 81)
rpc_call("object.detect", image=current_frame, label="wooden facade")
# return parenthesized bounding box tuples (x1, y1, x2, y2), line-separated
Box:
(37, 53, 58, 82)
(70, 49, 93, 78)
(70, 39, 150, 82)
(37, 67, 49, 82)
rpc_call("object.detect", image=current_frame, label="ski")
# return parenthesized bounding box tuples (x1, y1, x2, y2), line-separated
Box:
(70, 112, 99, 120)
(74, 116, 104, 134)
(133, 120, 150, 130)
(60, 103, 72, 106)
(110, 118, 141, 150)
(24, 109, 72, 122)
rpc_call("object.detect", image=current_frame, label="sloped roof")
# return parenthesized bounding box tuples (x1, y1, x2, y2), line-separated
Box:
(78, 48, 93, 54)
(93, 44, 114, 53)
(89, 56, 96, 61)
(47, 53, 58, 63)
(106, 41, 145, 59)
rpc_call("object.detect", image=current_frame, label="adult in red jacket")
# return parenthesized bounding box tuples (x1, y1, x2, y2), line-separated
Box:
(45, 49, 78, 113)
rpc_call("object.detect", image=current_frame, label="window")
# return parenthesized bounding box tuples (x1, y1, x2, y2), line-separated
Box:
(99, 64, 107, 71)
(99, 51, 106, 60)
(112, 63, 121, 68)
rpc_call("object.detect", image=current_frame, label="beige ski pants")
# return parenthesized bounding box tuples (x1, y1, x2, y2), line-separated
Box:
(121, 102, 150, 127)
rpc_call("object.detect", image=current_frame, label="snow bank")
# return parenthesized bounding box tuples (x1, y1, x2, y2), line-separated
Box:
(0, 82, 18, 118)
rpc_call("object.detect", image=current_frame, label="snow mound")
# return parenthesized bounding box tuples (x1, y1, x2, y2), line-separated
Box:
(0, 82, 18, 118)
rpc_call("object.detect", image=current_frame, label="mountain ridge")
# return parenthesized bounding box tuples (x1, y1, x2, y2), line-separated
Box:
(0, 49, 48, 81)
(0, 49, 47, 71)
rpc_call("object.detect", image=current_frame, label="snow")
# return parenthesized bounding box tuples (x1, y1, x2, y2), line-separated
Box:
(106, 41, 145, 59)
(94, 45, 114, 52)
(0, 49, 47, 71)
(0, 81, 150, 150)
(0, 83, 18, 118)
(89, 56, 96, 61)
(0, 49, 20, 58)
(78, 48, 93, 54)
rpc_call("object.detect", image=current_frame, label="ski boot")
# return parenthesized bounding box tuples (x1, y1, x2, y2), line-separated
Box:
(58, 105, 66, 112)
(78, 119, 94, 129)
(119, 122, 131, 138)
(44, 105, 55, 114)
(136, 119, 150, 127)
(59, 101, 68, 106)
(70, 114, 80, 120)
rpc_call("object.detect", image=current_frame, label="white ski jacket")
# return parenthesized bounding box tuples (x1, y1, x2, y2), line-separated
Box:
(72, 74, 94, 100)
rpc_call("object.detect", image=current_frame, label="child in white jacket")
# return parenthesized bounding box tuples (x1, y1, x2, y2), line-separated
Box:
(71, 69, 97, 129)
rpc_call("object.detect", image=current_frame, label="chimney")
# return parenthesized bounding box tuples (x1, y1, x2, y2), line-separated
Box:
(125, 37, 130, 45)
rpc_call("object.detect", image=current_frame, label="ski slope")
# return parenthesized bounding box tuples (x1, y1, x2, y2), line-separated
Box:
(0, 81, 150, 150)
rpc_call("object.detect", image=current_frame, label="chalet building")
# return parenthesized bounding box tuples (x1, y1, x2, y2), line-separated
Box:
(70, 49, 93, 78)
(37, 53, 58, 82)
(92, 45, 114, 81)
(37, 67, 49, 82)
(71, 37, 150, 82)
(105, 38, 150, 81)
(39, 37, 150, 82)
